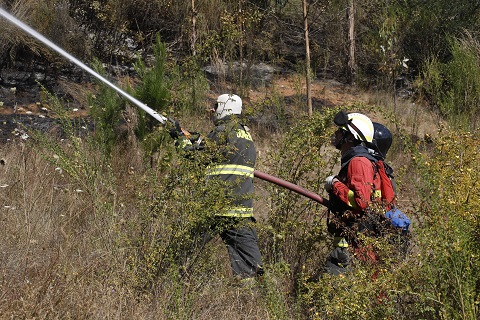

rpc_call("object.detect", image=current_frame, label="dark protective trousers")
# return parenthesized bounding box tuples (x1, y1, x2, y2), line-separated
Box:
(220, 224, 263, 278)
(201, 217, 263, 278)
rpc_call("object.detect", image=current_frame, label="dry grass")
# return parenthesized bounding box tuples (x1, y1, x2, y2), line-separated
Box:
(363, 89, 443, 139)
(0, 0, 87, 60)
(0, 141, 288, 319)
(0, 74, 441, 319)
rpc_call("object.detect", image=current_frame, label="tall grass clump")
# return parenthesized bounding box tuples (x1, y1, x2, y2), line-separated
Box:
(0, 91, 146, 318)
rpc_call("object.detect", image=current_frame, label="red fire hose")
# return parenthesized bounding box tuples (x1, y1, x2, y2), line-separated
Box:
(254, 170, 329, 207)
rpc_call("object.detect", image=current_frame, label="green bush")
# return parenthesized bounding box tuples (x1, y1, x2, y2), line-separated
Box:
(88, 58, 126, 156)
(133, 34, 171, 141)
(132, 34, 209, 156)
(260, 108, 339, 292)
(406, 128, 480, 319)
(419, 34, 480, 130)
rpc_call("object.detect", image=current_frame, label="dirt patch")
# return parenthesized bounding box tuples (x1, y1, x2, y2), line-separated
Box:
(0, 76, 368, 142)
(247, 77, 368, 107)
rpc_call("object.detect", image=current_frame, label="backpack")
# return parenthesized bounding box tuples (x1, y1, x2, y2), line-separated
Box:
(372, 159, 411, 256)
(374, 159, 411, 231)
(375, 159, 396, 207)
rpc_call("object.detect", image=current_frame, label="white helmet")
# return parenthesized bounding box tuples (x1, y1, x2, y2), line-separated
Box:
(334, 111, 374, 143)
(214, 94, 242, 120)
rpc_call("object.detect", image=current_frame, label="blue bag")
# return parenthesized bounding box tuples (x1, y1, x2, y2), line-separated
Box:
(385, 208, 410, 231)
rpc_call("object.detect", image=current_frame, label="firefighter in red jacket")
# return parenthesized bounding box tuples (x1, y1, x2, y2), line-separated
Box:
(172, 94, 263, 279)
(323, 111, 382, 275)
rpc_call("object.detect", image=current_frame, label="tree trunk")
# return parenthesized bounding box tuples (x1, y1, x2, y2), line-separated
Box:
(347, 0, 356, 85)
(303, 0, 312, 116)
(191, 0, 197, 56)
(238, 0, 244, 86)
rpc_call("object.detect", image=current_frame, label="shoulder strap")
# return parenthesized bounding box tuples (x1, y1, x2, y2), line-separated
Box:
(377, 160, 396, 205)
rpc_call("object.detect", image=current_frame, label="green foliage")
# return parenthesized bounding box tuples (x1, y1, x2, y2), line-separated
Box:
(88, 58, 126, 156)
(132, 34, 210, 155)
(419, 35, 480, 130)
(215, 4, 266, 87)
(440, 37, 480, 129)
(260, 264, 294, 320)
(301, 259, 408, 320)
(403, 127, 480, 319)
(261, 108, 339, 285)
(168, 55, 210, 118)
(392, 0, 480, 75)
(134, 34, 170, 140)
(418, 56, 443, 108)
(121, 134, 236, 289)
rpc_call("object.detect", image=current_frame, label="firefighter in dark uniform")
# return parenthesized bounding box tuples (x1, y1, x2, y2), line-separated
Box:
(172, 94, 263, 279)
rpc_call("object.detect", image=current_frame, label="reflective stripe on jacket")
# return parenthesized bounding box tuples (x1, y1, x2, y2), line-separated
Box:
(207, 117, 256, 217)
(206, 164, 254, 178)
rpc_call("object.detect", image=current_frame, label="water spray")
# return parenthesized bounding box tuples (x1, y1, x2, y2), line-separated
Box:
(0, 7, 329, 207)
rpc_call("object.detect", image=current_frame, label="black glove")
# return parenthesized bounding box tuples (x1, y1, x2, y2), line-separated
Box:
(169, 127, 182, 139)
(169, 121, 184, 139)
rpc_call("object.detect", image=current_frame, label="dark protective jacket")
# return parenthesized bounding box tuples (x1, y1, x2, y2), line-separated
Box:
(206, 116, 256, 218)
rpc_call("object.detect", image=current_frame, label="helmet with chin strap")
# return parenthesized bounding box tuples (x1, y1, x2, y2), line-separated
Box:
(372, 122, 393, 159)
(334, 111, 374, 144)
(214, 94, 242, 120)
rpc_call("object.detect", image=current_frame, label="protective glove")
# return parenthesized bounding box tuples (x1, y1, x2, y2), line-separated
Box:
(169, 121, 184, 140)
(169, 128, 179, 139)
(324, 175, 338, 192)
